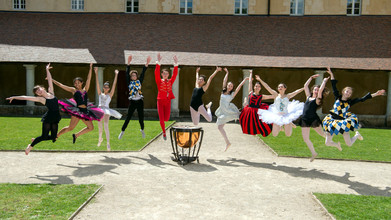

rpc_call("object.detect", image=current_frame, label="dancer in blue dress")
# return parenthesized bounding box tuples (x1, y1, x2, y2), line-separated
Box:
(215, 68, 248, 151)
(322, 67, 385, 148)
(6, 63, 61, 155)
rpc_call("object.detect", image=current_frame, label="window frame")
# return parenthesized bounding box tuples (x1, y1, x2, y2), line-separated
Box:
(126, 0, 139, 13)
(234, 0, 248, 15)
(71, 0, 84, 11)
(290, 0, 304, 16)
(179, 0, 192, 14)
(347, 0, 361, 16)
(13, 0, 26, 10)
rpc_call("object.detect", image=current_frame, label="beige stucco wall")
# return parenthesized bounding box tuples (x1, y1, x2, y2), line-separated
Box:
(270, 0, 290, 15)
(141, 0, 178, 14)
(192, 0, 233, 14)
(305, 0, 346, 15)
(362, 0, 391, 15)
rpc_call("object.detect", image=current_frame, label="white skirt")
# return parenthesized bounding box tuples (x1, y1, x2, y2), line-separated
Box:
(100, 107, 122, 119)
(258, 100, 304, 126)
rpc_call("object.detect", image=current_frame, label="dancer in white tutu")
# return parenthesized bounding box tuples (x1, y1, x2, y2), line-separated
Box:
(215, 68, 249, 151)
(257, 76, 304, 137)
(94, 68, 122, 151)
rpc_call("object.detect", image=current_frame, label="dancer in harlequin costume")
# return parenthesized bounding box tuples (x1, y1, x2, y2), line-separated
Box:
(118, 55, 151, 140)
(257, 76, 304, 137)
(6, 63, 61, 155)
(94, 68, 121, 151)
(190, 66, 221, 125)
(322, 67, 386, 148)
(154, 53, 178, 140)
(239, 70, 273, 136)
(54, 63, 104, 143)
(299, 74, 334, 162)
(215, 68, 249, 151)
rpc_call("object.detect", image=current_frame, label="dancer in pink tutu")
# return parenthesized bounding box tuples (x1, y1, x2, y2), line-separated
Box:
(53, 63, 104, 143)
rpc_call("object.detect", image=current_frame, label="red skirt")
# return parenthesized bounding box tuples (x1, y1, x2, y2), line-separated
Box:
(239, 104, 272, 136)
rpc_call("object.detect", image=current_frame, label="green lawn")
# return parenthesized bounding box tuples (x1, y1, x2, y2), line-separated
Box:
(0, 117, 174, 151)
(314, 193, 391, 219)
(0, 183, 101, 219)
(260, 127, 391, 162)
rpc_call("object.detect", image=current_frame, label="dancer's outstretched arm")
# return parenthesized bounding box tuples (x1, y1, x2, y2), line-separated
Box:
(317, 76, 330, 99)
(255, 75, 277, 96)
(84, 63, 93, 92)
(46, 63, 55, 95)
(222, 68, 229, 90)
(52, 78, 75, 94)
(94, 67, 101, 95)
(248, 70, 253, 94)
(287, 87, 304, 99)
(232, 77, 249, 99)
(109, 70, 119, 98)
(203, 66, 221, 92)
(171, 55, 179, 82)
(195, 67, 200, 88)
(6, 96, 45, 105)
(304, 74, 319, 97)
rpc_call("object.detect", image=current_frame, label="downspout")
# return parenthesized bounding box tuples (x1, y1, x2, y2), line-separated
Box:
(267, 0, 270, 16)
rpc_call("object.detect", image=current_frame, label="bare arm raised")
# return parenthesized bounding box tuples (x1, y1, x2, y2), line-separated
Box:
(109, 70, 119, 98)
(195, 67, 200, 88)
(255, 75, 277, 97)
(46, 63, 54, 95)
(222, 68, 229, 90)
(94, 67, 101, 95)
(84, 63, 93, 92)
(304, 74, 319, 97)
(232, 77, 249, 99)
(202, 66, 221, 92)
(287, 87, 304, 99)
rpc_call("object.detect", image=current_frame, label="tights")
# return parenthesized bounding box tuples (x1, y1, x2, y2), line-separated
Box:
(272, 124, 293, 137)
(98, 115, 111, 146)
(157, 99, 171, 134)
(31, 122, 58, 147)
(218, 124, 230, 145)
(190, 105, 212, 126)
(122, 99, 144, 131)
(301, 126, 324, 156)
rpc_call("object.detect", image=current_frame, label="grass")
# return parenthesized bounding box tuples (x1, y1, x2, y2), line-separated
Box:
(314, 193, 391, 219)
(0, 117, 174, 151)
(0, 183, 100, 219)
(259, 127, 391, 162)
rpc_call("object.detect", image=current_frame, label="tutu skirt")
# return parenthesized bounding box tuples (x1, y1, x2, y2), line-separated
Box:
(240, 103, 272, 136)
(100, 106, 122, 119)
(258, 100, 304, 126)
(322, 112, 359, 135)
(58, 98, 104, 121)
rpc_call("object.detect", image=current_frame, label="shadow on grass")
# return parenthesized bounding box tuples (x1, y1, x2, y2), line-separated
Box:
(207, 158, 391, 197)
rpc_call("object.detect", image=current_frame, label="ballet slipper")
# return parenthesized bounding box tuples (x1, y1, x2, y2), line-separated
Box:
(31, 138, 35, 142)
(25, 144, 33, 155)
(336, 142, 342, 151)
(163, 133, 167, 141)
(224, 143, 231, 152)
(107, 144, 111, 151)
(72, 134, 77, 144)
(97, 138, 103, 147)
(355, 131, 363, 141)
(310, 153, 318, 162)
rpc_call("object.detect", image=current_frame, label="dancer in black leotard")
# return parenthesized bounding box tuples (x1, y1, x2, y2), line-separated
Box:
(190, 66, 221, 125)
(299, 74, 332, 162)
(6, 63, 61, 155)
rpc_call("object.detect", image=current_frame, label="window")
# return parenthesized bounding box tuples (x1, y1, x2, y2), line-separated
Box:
(180, 0, 192, 14)
(290, 0, 304, 15)
(71, 0, 84, 11)
(126, 0, 139, 13)
(347, 0, 360, 15)
(13, 0, 26, 10)
(235, 0, 248, 15)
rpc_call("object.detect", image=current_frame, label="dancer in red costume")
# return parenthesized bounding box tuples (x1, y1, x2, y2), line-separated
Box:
(154, 53, 178, 140)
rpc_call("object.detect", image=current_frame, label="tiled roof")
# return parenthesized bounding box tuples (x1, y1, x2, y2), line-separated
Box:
(1, 11, 391, 70)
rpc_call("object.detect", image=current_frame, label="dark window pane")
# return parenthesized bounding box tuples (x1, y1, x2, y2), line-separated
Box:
(242, 8, 247, 14)
(180, 8, 185, 13)
(188, 8, 192, 14)
(354, 8, 359, 14)
(347, 8, 352, 14)
(235, 8, 240, 14)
